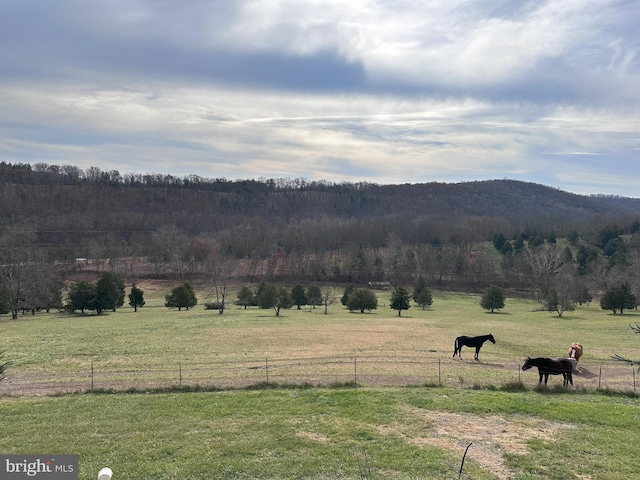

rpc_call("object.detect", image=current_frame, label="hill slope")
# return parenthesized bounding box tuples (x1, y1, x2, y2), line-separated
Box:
(1, 163, 639, 264)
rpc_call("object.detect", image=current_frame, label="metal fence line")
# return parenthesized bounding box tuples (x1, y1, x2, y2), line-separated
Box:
(2, 356, 638, 396)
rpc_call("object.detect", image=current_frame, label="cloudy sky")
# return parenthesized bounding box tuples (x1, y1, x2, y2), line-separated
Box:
(1, 0, 638, 197)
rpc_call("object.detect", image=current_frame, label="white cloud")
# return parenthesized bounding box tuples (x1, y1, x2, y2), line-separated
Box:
(0, 0, 638, 197)
(5, 81, 636, 186)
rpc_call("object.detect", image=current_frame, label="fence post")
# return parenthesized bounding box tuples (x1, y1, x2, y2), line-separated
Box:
(633, 367, 636, 392)
(518, 363, 521, 383)
(354, 357, 357, 385)
(598, 367, 602, 389)
(179, 363, 182, 386)
(265, 357, 269, 383)
(438, 358, 441, 385)
(91, 362, 94, 390)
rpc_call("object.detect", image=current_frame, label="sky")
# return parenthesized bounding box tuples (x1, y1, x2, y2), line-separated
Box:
(1, 0, 639, 197)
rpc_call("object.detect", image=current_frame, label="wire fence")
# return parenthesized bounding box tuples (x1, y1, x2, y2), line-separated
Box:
(2, 355, 638, 396)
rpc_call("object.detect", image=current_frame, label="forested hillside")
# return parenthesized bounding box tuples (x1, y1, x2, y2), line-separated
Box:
(1, 162, 638, 256)
(1, 161, 639, 314)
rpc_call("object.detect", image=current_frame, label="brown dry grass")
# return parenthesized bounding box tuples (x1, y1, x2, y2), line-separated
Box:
(2, 288, 639, 397)
(377, 407, 576, 480)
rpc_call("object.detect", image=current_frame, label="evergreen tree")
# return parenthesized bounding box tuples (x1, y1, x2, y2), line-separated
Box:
(165, 282, 198, 311)
(492, 233, 507, 251)
(255, 282, 268, 305)
(95, 271, 125, 314)
(236, 285, 254, 309)
(341, 285, 355, 306)
(128, 283, 145, 312)
(576, 245, 598, 275)
(480, 285, 505, 313)
(390, 286, 411, 316)
(413, 276, 433, 309)
(346, 288, 378, 313)
(291, 284, 307, 309)
(412, 276, 427, 302)
(257, 283, 277, 310)
(600, 283, 636, 314)
(66, 280, 96, 314)
(257, 283, 293, 316)
(415, 288, 433, 309)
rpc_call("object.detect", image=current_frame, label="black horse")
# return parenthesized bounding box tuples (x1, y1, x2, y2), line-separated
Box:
(522, 357, 573, 387)
(452, 334, 495, 361)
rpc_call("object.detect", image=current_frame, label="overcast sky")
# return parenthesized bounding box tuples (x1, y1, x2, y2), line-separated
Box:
(1, 0, 638, 197)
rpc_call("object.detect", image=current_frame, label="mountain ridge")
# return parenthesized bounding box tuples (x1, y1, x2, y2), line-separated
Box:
(1, 163, 639, 225)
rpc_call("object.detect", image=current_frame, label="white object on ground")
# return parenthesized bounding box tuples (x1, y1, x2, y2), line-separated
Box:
(98, 467, 113, 480)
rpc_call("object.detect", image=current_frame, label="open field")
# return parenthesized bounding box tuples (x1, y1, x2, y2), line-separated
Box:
(1, 287, 639, 394)
(2, 288, 640, 479)
(2, 386, 640, 479)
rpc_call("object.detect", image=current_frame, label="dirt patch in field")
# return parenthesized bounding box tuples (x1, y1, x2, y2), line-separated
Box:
(378, 408, 576, 480)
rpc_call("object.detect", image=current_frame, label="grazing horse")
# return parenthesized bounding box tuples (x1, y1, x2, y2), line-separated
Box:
(522, 357, 573, 387)
(568, 343, 583, 361)
(452, 334, 495, 361)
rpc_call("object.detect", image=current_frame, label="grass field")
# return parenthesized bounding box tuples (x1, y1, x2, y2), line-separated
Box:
(1, 287, 639, 393)
(1, 287, 640, 479)
(1, 386, 640, 479)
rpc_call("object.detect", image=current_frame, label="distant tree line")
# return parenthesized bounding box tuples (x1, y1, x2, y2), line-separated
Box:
(1, 162, 640, 317)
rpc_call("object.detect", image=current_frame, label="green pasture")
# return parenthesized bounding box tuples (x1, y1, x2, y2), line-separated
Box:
(1, 288, 638, 390)
(1, 387, 640, 479)
(2, 289, 640, 478)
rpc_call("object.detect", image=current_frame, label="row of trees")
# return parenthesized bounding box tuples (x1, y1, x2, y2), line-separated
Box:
(1, 200, 639, 309)
(235, 279, 428, 317)
(1, 218, 638, 320)
(236, 281, 492, 317)
(0, 225, 64, 319)
(236, 283, 334, 316)
(3, 270, 635, 321)
(135, 223, 640, 309)
(66, 272, 144, 314)
(233, 279, 634, 318)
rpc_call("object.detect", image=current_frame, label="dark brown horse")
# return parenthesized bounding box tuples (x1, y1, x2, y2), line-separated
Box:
(522, 357, 573, 387)
(452, 334, 495, 361)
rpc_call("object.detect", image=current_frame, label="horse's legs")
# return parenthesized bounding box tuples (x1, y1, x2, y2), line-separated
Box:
(567, 371, 573, 386)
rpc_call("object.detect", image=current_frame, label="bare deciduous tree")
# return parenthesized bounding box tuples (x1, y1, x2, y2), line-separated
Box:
(322, 286, 337, 315)
(205, 241, 235, 314)
(0, 224, 39, 319)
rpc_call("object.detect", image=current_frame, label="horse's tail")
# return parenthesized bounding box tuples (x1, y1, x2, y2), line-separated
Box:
(453, 337, 459, 357)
